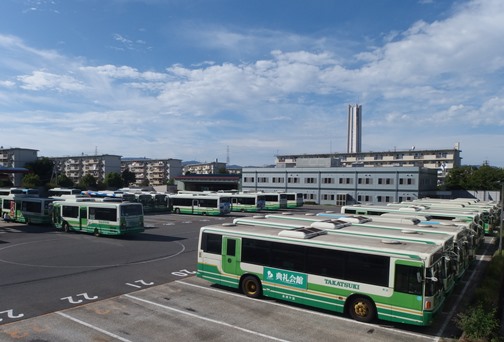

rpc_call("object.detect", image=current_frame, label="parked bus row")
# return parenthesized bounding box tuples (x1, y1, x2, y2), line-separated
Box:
(387, 197, 500, 235)
(197, 215, 446, 327)
(196, 201, 496, 327)
(1, 193, 145, 237)
(339, 203, 487, 246)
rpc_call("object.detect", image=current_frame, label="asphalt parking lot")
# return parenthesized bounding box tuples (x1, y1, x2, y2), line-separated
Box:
(0, 206, 496, 341)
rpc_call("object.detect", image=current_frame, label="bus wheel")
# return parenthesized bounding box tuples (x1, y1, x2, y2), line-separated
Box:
(94, 228, 100, 237)
(63, 222, 70, 233)
(348, 296, 376, 323)
(174, 208, 180, 214)
(241, 275, 262, 298)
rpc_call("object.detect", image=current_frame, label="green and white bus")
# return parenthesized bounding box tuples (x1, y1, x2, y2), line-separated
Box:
(197, 222, 446, 326)
(236, 215, 457, 294)
(1, 195, 57, 224)
(228, 193, 266, 212)
(168, 193, 231, 216)
(284, 192, 304, 208)
(52, 200, 144, 236)
(48, 188, 82, 197)
(259, 192, 288, 210)
(315, 212, 471, 279)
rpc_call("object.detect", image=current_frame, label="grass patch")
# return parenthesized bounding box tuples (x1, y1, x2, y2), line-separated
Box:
(455, 251, 504, 341)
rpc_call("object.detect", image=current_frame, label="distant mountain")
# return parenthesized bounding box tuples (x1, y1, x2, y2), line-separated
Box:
(181, 160, 201, 166)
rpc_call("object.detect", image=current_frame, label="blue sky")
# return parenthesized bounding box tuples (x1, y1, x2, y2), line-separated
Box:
(1, 0, 504, 167)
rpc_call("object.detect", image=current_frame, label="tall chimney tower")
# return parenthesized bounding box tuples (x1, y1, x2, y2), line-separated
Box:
(347, 104, 362, 153)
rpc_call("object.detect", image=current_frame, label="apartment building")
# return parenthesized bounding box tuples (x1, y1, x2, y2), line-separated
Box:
(51, 154, 121, 184)
(275, 147, 461, 179)
(183, 161, 227, 175)
(121, 158, 182, 186)
(241, 166, 438, 205)
(0, 147, 38, 185)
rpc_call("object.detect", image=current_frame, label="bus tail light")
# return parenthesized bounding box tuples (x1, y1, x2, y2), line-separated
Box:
(425, 300, 432, 310)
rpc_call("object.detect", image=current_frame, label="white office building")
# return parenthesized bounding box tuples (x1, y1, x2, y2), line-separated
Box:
(241, 166, 438, 206)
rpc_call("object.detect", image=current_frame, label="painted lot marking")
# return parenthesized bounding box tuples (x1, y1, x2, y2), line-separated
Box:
(175, 280, 436, 341)
(57, 312, 133, 342)
(0, 309, 24, 322)
(125, 294, 291, 342)
(126, 280, 154, 288)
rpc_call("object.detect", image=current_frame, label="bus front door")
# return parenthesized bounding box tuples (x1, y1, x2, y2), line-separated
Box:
(79, 207, 87, 230)
(222, 237, 240, 275)
(52, 205, 61, 226)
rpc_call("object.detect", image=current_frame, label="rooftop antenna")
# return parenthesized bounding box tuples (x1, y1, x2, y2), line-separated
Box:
(226, 145, 230, 164)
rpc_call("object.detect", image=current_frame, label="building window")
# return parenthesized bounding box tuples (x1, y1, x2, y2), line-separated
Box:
(288, 177, 299, 184)
(322, 177, 334, 184)
(399, 178, 414, 185)
(357, 195, 372, 202)
(305, 178, 317, 184)
(339, 178, 353, 184)
(272, 177, 284, 183)
(322, 194, 335, 200)
(258, 177, 268, 183)
(304, 193, 316, 200)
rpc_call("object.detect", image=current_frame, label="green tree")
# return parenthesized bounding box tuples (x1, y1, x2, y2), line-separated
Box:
(122, 169, 136, 187)
(78, 174, 97, 190)
(21, 173, 40, 188)
(217, 167, 229, 174)
(444, 164, 504, 190)
(56, 174, 74, 188)
(105, 172, 123, 189)
(24, 157, 54, 185)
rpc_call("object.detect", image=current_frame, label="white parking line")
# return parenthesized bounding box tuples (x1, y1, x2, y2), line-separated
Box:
(124, 293, 292, 342)
(57, 312, 133, 342)
(176, 280, 436, 341)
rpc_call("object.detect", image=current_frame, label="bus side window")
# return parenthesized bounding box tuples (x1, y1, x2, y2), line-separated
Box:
(395, 264, 422, 295)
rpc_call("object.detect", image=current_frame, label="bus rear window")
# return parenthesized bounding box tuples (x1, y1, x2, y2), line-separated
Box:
(121, 204, 143, 216)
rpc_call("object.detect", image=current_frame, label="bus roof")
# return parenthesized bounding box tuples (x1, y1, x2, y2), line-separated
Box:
(201, 223, 444, 262)
(234, 216, 454, 246)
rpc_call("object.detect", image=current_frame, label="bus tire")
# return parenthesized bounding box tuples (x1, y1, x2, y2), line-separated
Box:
(348, 296, 376, 323)
(94, 228, 100, 237)
(174, 208, 180, 214)
(241, 275, 262, 298)
(63, 222, 70, 233)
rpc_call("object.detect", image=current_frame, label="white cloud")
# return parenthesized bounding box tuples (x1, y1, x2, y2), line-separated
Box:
(1, 0, 504, 165)
(17, 70, 86, 91)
